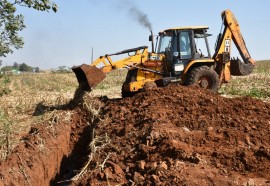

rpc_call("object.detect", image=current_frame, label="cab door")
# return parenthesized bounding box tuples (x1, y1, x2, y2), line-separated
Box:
(172, 30, 193, 76)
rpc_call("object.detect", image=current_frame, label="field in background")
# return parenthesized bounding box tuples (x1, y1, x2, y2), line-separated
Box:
(0, 60, 269, 160)
(220, 60, 270, 101)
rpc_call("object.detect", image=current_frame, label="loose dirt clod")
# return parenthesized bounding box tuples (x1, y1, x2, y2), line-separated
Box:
(0, 84, 269, 186)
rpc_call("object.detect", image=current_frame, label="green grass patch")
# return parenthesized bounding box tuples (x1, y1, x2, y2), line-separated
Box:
(219, 60, 270, 100)
(253, 60, 270, 74)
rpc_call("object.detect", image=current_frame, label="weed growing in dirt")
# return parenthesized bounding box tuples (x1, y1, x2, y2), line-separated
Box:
(17, 154, 31, 185)
(71, 96, 112, 182)
(0, 75, 11, 97)
(83, 98, 102, 123)
(72, 129, 111, 181)
(0, 111, 13, 160)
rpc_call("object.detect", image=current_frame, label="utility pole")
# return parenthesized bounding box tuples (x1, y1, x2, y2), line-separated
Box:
(91, 47, 94, 64)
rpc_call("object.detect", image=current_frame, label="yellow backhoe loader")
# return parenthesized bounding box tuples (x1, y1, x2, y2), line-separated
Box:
(72, 10, 255, 97)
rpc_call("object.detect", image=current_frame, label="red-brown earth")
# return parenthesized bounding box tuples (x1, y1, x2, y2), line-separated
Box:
(0, 84, 269, 186)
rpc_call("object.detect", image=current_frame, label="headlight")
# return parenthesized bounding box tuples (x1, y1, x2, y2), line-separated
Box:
(174, 63, 184, 71)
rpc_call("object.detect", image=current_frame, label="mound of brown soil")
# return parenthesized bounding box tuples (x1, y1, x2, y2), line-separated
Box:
(0, 85, 269, 186)
(75, 85, 270, 185)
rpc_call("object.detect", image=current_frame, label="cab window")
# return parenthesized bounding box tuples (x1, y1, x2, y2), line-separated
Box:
(158, 35, 172, 53)
(179, 31, 192, 59)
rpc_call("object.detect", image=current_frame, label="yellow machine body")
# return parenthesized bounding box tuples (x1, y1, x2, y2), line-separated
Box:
(72, 10, 255, 96)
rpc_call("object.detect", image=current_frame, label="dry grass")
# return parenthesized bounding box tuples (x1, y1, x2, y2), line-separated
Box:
(0, 72, 78, 160)
(92, 69, 127, 98)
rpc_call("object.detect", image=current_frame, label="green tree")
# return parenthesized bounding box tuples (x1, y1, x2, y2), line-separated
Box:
(0, 0, 57, 57)
(1, 66, 13, 72)
(13, 62, 19, 70)
(34, 67, 40, 73)
(58, 66, 71, 73)
(19, 63, 32, 72)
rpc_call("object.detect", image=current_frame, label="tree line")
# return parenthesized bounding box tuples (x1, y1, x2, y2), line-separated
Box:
(1, 62, 39, 72)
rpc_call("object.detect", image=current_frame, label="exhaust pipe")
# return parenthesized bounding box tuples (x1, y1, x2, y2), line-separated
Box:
(150, 30, 155, 53)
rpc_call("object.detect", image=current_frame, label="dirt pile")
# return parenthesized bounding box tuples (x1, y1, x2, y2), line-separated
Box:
(0, 85, 269, 185)
(74, 85, 270, 185)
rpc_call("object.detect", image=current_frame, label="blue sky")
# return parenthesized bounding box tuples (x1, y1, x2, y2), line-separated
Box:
(3, 0, 270, 69)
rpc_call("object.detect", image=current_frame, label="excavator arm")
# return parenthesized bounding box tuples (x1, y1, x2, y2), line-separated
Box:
(72, 46, 148, 91)
(213, 10, 255, 83)
(92, 46, 148, 73)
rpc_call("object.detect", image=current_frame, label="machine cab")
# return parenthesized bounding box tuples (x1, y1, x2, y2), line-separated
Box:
(156, 26, 212, 76)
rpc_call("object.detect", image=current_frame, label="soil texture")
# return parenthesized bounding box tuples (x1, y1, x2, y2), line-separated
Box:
(0, 84, 269, 186)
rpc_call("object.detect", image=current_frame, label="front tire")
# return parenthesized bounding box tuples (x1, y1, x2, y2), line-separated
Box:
(185, 66, 219, 92)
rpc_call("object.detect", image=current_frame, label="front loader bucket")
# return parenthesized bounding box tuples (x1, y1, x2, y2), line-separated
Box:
(230, 59, 254, 76)
(72, 64, 106, 91)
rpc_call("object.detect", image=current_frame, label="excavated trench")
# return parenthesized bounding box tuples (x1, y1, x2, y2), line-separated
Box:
(0, 85, 270, 186)
(0, 106, 90, 186)
(51, 116, 93, 185)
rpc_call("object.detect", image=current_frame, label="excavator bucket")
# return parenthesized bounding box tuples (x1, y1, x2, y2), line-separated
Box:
(230, 59, 254, 76)
(72, 64, 106, 91)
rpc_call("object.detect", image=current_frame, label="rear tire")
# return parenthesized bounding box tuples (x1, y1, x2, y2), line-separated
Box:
(185, 66, 219, 92)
